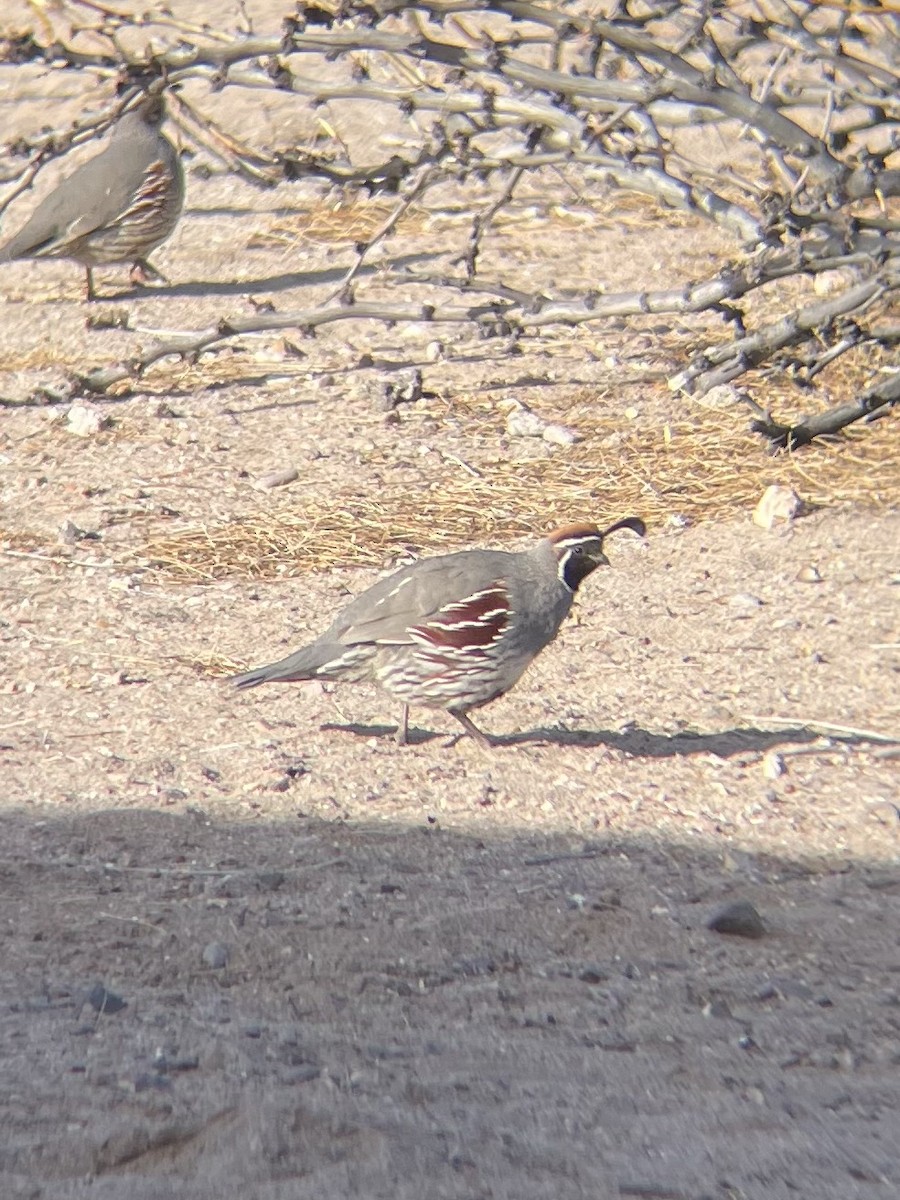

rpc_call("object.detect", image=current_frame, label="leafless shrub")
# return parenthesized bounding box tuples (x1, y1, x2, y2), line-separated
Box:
(2, 0, 897, 448)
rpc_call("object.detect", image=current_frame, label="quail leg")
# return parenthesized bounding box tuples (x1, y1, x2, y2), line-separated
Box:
(452, 712, 496, 750)
(130, 257, 169, 287)
(396, 705, 411, 745)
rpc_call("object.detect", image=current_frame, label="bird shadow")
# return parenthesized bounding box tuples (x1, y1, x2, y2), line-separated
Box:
(320, 722, 839, 757)
(320, 722, 443, 747)
(112, 250, 439, 300)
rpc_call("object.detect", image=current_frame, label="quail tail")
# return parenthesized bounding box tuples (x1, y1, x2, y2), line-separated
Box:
(231, 644, 337, 690)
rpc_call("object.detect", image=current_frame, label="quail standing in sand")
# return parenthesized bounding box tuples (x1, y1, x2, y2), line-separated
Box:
(232, 518, 646, 747)
(0, 92, 184, 300)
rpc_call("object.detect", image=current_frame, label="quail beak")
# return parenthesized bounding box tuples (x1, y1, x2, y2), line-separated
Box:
(591, 549, 610, 569)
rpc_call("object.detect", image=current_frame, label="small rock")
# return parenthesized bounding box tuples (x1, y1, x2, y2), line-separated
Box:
(202, 942, 229, 970)
(252, 467, 299, 491)
(381, 369, 424, 411)
(728, 592, 763, 613)
(702, 998, 734, 1019)
(755, 976, 814, 1002)
(542, 422, 581, 446)
(696, 384, 742, 410)
(85, 984, 127, 1015)
(578, 966, 610, 985)
(753, 484, 804, 530)
(796, 564, 822, 583)
(762, 752, 786, 780)
(707, 901, 765, 939)
(58, 520, 86, 546)
(66, 403, 111, 438)
(425, 340, 444, 362)
(498, 397, 582, 445)
(666, 513, 692, 530)
(503, 400, 546, 438)
(85, 306, 131, 331)
(255, 870, 286, 892)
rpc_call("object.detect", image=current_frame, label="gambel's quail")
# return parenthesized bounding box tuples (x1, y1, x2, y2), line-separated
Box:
(232, 518, 646, 747)
(0, 93, 184, 300)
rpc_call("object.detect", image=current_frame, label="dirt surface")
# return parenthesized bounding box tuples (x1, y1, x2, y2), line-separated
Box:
(2, 6, 900, 1197)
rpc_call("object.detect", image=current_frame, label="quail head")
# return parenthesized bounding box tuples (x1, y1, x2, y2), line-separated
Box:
(0, 92, 184, 301)
(232, 518, 646, 747)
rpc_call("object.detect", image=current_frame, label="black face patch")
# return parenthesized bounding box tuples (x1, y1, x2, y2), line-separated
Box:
(558, 539, 607, 592)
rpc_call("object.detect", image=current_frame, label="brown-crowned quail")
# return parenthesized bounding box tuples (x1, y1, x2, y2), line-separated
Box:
(0, 93, 184, 301)
(232, 518, 646, 747)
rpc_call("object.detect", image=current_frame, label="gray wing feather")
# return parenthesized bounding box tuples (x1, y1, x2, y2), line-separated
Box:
(335, 550, 514, 645)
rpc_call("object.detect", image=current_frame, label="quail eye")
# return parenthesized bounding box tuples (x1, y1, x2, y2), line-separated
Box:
(570, 545, 584, 556)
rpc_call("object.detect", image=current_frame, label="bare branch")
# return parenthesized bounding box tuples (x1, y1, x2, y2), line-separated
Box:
(746, 368, 900, 451)
(671, 269, 897, 396)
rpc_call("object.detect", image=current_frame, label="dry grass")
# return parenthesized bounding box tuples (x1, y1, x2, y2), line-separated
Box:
(249, 186, 699, 254)
(250, 197, 433, 250)
(142, 401, 900, 582)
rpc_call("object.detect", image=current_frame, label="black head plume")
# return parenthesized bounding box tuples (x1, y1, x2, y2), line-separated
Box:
(602, 516, 646, 540)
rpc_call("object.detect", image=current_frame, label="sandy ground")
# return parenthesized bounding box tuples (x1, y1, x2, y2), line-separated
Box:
(1, 5, 900, 1197)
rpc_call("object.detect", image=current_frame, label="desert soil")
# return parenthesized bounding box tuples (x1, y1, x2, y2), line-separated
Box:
(1, 4, 899, 1197)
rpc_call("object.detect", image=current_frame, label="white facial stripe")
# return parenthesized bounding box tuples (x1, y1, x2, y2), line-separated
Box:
(557, 545, 586, 590)
(553, 537, 602, 552)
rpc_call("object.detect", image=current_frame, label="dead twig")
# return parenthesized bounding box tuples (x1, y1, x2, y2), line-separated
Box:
(744, 716, 900, 745)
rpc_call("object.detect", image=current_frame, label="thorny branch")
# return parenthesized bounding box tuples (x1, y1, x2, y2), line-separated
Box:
(0, 0, 898, 448)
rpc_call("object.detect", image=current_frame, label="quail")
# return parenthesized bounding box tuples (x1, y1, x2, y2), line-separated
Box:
(232, 518, 646, 747)
(0, 93, 184, 301)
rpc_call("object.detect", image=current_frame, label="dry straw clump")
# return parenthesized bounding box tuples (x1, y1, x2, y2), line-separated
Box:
(143, 403, 900, 584)
(251, 197, 433, 251)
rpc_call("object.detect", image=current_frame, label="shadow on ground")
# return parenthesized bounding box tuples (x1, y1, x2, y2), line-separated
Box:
(322, 721, 827, 758)
(0, 803, 896, 1200)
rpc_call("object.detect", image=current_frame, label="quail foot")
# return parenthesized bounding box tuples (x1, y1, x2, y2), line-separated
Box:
(232, 518, 646, 747)
(0, 92, 184, 300)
